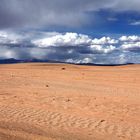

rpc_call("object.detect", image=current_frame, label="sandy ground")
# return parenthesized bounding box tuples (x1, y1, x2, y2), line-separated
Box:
(0, 63, 140, 140)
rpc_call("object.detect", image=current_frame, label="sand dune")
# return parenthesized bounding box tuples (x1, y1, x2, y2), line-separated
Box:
(0, 63, 140, 140)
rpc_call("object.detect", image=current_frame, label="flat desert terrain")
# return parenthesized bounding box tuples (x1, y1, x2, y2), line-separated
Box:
(0, 63, 140, 140)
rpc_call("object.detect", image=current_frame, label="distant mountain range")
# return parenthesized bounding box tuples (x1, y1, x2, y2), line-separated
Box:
(0, 58, 22, 64)
(0, 58, 136, 66)
(76, 63, 135, 66)
(0, 58, 65, 64)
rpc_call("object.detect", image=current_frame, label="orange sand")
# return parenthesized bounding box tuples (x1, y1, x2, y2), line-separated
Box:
(0, 63, 140, 140)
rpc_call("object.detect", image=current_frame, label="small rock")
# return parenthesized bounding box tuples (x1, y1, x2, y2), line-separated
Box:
(61, 68, 66, 70)
(66, 99, 71, 102)
(100, 120, 105, 123)
(11, 74, 14, 77)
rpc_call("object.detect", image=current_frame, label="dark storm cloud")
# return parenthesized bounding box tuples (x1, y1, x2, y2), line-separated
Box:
(0, 0, 140, 29)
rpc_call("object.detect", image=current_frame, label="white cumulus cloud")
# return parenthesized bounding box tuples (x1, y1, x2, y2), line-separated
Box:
(121, 42, 140, 50)
(0, 31, 140, 64)
(119, 35, 140, 42)
(32, 33, 92, 47)
(92, 37, 118, 45)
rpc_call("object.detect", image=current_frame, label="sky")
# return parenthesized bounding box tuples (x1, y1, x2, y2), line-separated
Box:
(0, 0, 140, 64)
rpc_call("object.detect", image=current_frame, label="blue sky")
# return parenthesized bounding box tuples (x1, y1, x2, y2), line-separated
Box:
(43, 10, 140, 37)
(91, 10, 140, 36)
(0, 0, 140, 64)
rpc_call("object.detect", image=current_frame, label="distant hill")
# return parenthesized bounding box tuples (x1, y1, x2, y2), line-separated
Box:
(0, 58, 64, 64)
(0, 58, 22, 64)
(0, 58, 136, 66)
(76, 63, 135, 66)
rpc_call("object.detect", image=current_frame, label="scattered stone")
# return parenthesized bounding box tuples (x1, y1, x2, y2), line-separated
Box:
(100, 120, 105, 123)
(61, 68, 66, 70)
(66, 98, 71, 102)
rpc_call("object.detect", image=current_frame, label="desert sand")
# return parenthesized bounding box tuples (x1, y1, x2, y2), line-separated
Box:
(0, 63, 140, 140)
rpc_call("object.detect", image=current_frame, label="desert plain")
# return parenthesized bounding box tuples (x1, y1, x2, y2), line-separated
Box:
(0, 63, 140, 140)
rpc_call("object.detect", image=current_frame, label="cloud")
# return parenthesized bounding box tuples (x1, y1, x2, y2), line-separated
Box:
(130, 21, 140, 26)
(0, 31, 20, 44)
(0, 31, 140, 64)
(92, 37, 118, 45)
(119, 35, 140, 51)
(119, 35, 140, 42)
(121, 42, 140, 51)
(32, 33, 92, 47)
(32, 33, 118, 48)
(32, 33, 119, 54)
(0, 46, 16, 59)
(0, 0, 140, 29)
